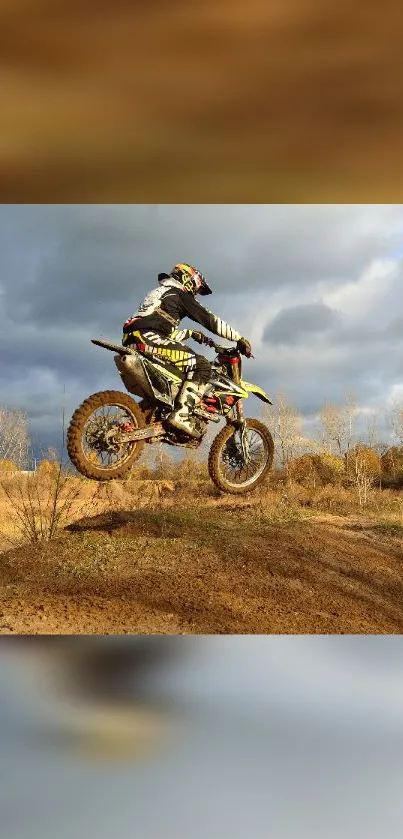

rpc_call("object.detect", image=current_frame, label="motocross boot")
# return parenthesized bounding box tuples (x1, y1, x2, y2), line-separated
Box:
(167, 380, 208, 437)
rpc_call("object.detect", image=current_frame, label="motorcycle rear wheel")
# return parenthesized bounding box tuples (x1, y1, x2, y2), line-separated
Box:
(67, 390, 146, 481)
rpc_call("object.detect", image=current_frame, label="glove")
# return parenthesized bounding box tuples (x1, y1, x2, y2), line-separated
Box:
(237, 337, 252, 357)
(192, 331, 214, 347)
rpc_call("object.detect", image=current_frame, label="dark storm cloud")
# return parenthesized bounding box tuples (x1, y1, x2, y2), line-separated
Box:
(1, 204, 403, 451)
(263, 302, 342, 345)
(2, 204, 402, 328)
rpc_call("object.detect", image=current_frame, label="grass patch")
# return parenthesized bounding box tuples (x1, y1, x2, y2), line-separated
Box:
(371, 521, 403, 537)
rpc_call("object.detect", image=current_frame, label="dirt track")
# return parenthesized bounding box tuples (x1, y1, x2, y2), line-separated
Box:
(1, 503, 403, 634)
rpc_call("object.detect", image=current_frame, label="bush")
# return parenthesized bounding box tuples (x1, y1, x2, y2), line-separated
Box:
(289, 454, 320, 487)
(346, 445, 381, 483)
(310, 485, 353, 515)
(0, 459, 18, 473)
(288, 452, 345, 488)
(283, 484, 313, 507)
(381, 446, 403, 484)
(131, 463, 154, 481)
(315, 452, 346, 485)
(0, 469, 84, 543)
(153, 450, 175, 480)
(37, 458, 60, 479)
(174, 456, 208, 482)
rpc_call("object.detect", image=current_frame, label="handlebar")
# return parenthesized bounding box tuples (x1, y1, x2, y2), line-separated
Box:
(199, 334, 254, 359)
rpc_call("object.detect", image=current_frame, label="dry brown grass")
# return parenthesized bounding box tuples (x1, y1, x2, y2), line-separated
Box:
(1, 473, 403, 635)
(2, 467, 403, 545)
(0, 471, 92, 547)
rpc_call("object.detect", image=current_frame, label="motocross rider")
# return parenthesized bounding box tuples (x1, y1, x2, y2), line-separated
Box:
(122, 263, 252, 437)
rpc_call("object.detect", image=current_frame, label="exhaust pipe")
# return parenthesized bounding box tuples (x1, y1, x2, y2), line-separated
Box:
(114, 353, 154, 400)
(91, 338, 133, 357)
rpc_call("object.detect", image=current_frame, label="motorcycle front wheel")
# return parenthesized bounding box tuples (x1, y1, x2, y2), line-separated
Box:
(208, 418, 274, 494)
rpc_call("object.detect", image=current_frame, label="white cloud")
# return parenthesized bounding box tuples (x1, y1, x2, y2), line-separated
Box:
(320, 257, 399, 318)
(385, 382, 403, 406)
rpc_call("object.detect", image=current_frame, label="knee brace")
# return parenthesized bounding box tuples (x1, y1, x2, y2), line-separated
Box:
(193, 355, 212, 384)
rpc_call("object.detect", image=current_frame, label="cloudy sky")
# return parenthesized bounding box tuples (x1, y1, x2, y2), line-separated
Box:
(1, 204, 403, 458)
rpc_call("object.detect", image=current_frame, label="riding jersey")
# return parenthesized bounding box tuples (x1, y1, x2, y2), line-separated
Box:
(123, 279, 241, 344)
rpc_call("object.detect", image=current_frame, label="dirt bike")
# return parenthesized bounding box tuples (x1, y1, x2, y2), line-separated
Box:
(66, 335, 275, 494)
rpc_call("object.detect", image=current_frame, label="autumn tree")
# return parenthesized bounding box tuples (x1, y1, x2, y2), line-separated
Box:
(37, 460, 60, 480)
(263, 392, 310, 483)
(387, 400, 403, 447)
(315, 451, 346, 485)
(0, 407, 30, 469)
(317, 391, 358, 457)
(290, 451, 346, 488)
(0, 459, 18, 473)
(381, 446, 403, 483)
(153, 445, 175, 480)
(346, 444, 381, 506)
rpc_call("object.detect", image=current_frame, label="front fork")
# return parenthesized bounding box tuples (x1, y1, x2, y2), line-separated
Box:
(229, 366, 250, 463)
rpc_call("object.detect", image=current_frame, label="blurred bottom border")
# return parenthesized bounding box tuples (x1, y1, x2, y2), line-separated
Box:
(1, 635, 403, 838)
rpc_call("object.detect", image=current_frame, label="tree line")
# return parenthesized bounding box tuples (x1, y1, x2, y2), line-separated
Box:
(3, 396, 403, 506)
(263, 391, 403, 504)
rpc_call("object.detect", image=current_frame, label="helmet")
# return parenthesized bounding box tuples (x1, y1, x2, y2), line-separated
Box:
(159, 264, 212, 296)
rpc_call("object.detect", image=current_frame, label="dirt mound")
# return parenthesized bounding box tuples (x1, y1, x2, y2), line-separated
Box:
(1, 505, 403, 634)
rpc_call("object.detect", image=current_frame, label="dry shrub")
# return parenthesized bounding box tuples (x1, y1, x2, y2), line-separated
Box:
(122, 478, 178, 508)
(0, 426, 104, 543)
(315, 452, 346, 485)
(174, 456, 208, 482)
(380, 447, 403, 487)
(130, 463, 154, 481)
(153, 449, 175, 480)
(288, 454, 319, 487)
(257, 488, 284, 508)
(122, 475, 218, 506)
(310, 485, 354, 515)
(0, 459, 19, 473)
(252, 487, 304, 523)
(175, 478, 219, 500)
(0, 468, 89, 543)
(107, 479, 147, 508)
(264, 468, 287, 489)
(289, 452, 345, 488)
(284, 484, 313, 508)
(37, 458, 60, 479)
(350, 488, 403, 520)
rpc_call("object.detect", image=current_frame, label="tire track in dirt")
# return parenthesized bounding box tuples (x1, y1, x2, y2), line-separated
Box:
(1, 508, 402, 634)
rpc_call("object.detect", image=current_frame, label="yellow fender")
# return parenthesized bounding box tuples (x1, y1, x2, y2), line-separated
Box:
(241, 381, 273, 405)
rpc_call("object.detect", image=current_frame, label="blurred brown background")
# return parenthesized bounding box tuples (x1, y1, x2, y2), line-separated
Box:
(1, 0, 402, 201)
